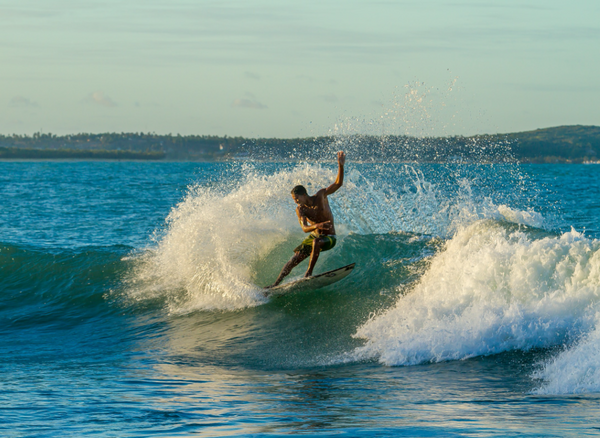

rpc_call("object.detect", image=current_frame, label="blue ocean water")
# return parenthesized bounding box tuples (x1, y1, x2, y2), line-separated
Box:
(1, 160, 600, 437)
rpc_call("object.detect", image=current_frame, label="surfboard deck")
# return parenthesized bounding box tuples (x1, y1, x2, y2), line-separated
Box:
(264, 263, 355, 297)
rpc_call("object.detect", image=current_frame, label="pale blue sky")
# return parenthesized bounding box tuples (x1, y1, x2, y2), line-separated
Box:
(2, 0, 599, 138)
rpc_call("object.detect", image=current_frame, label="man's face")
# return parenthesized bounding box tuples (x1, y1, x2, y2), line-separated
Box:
(292, 193, 310, 206)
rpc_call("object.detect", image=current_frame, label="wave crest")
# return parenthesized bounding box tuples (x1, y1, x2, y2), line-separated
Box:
(353, 222, 600, 367)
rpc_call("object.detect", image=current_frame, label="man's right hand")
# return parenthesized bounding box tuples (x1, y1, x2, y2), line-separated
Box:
(316, 221, 332, 231)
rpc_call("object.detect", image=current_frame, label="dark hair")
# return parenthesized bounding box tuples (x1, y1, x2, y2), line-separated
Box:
(291, 185, 308, 196)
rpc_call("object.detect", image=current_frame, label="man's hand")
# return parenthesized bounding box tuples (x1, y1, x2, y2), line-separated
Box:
(337, 151, 346, 167)
(316, 221, 332, 231)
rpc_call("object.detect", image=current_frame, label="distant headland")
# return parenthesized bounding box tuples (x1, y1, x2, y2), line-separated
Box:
(1, 125, 599, 163)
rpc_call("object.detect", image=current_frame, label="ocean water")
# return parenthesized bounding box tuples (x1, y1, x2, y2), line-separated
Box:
(2, 159, 600, 437)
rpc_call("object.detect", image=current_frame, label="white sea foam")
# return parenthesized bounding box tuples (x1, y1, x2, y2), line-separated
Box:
(496, 204, 546, 228)
(535, 327, 600, 395)
(532, 326, 600, 394)
(353, 222, 600, 370)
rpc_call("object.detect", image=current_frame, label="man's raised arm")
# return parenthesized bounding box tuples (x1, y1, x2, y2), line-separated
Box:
(325, 151, 345, 195)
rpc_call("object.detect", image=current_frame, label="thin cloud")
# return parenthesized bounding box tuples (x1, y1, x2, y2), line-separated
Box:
(9, 96, 38, 108)
(297, 74, 315, 83)
(502, 82, 598, 93)
(232, 98, 267, 110)
(83, 91, 117, 107)
(320, 94, 339, 103)
(244, 71, 261, 80)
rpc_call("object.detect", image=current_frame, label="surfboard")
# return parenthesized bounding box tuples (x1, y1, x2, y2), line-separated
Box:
(264, 263, 355, 297)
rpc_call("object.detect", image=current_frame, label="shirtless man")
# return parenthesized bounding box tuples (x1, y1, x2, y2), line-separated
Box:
(268, 151, 345, 288)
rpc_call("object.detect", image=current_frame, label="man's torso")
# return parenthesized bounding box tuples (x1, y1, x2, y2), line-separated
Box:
(298, 189, 336, 236)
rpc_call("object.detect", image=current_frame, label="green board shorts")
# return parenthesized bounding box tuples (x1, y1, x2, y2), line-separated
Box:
(294, 233, 337, 256)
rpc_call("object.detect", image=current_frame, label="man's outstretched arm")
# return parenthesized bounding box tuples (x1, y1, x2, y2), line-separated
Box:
(325, 151, 345, 195)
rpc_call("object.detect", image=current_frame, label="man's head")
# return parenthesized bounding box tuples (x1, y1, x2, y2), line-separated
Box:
(291, 185, 310, 206)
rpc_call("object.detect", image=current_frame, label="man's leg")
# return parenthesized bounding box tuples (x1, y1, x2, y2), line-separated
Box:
(304, 238, 325, 278)
(268, 251, 309, 288)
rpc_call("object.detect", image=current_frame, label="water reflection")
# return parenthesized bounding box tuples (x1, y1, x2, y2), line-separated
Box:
(136, 344, 600, 436)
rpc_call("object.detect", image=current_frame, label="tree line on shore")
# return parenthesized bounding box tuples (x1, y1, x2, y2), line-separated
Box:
(1, 125, 599, 163)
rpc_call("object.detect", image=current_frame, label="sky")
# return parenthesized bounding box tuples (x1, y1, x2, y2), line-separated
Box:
(2, 0, 599, 138)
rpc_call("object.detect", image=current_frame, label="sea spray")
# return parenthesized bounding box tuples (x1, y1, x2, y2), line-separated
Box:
(353, 222, 600, 366)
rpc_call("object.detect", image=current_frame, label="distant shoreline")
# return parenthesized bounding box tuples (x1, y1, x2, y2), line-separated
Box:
(1, 125, 599, 163)
(0, 147, 165, 161)
(1, 159, 599, 165)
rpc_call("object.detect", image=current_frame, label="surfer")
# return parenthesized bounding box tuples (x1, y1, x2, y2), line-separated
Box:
(267, 151, 346, 288)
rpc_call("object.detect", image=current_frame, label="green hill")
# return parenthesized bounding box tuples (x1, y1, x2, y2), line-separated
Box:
(490, 125, 600, 163)
(1, 125, 599, 163)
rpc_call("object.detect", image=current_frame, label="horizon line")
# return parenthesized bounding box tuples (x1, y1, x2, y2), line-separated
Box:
(2, 124, 598, 140)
